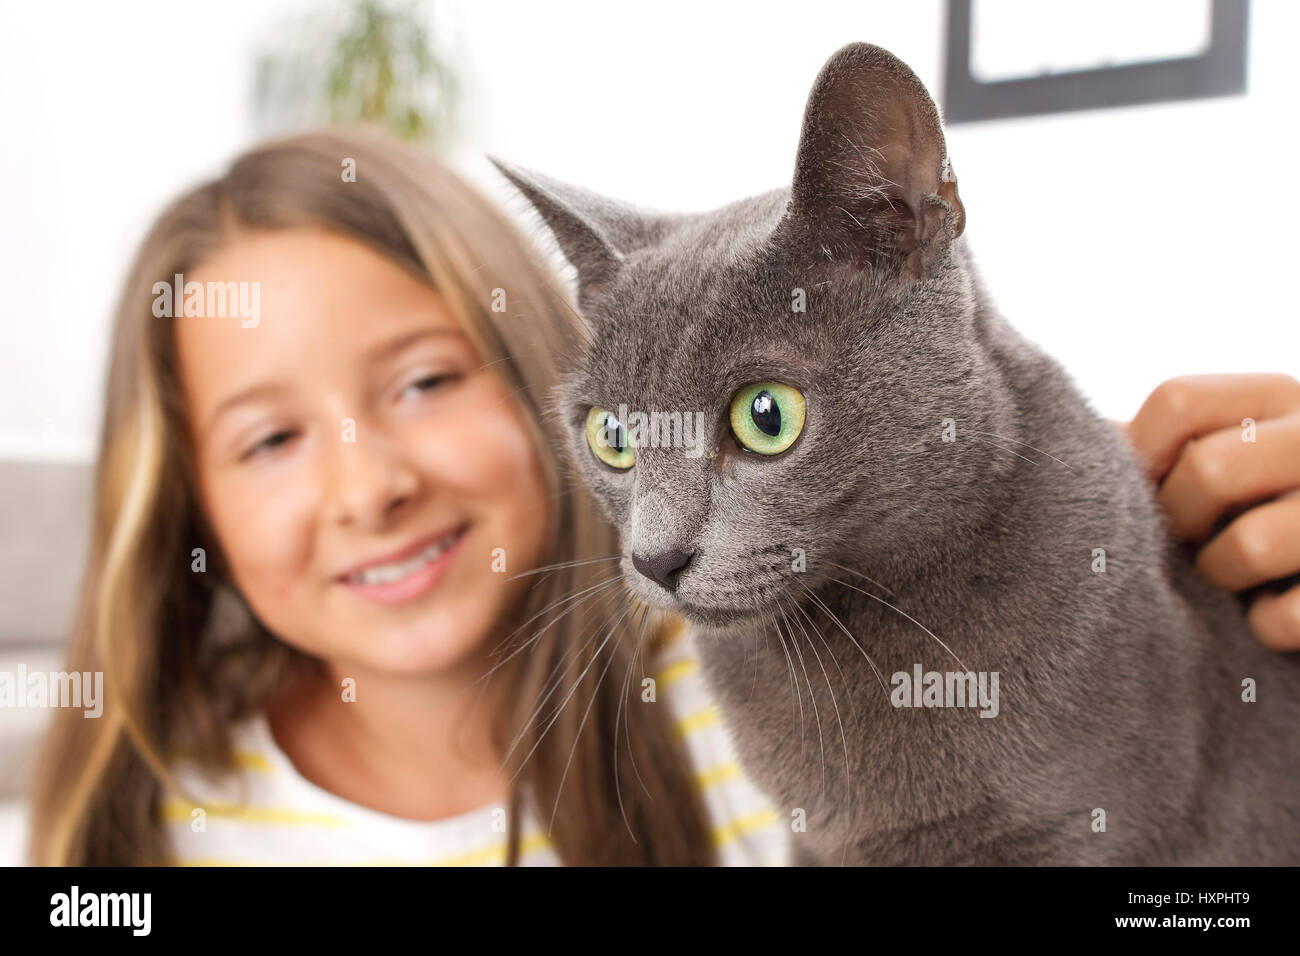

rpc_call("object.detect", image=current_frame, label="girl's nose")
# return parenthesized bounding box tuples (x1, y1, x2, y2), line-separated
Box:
(325, 425, 422, 529)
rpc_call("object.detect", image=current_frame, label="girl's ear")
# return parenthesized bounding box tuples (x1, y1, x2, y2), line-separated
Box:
(489, 158, 674, 310)
(775, 42, 966, 280)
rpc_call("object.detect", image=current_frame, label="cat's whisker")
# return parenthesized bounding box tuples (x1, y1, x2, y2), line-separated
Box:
(491, 572, 623, 661)
(499, 551, 623, 602)
(477, 574, 624, 686)
(786, 596, 858, 868)
(834, 204, 865, 230)
(475, 580, 618, 737)
(620, 604, 654, 790)
(779, 595, 835, 806)
(613, 604, 654, 839)
(503, 554, 625, 583)
(502, 590, 627, 770)
(827, 576, 971, 674)
(962, 428, 1074, 470)
(766, 609, 804, 756)
(789, 596, 860, 727)
(795, 580, 891, 700)
(963, 434, 1040, 467)
(781, 594, 853, 823)
(779, 599, 826, 799)
(822, 560, 897, 597)
(500, 593, 613, 768)
(763, 605, 806, 750)
(547, 597, 637, 834)
(624, 606, 658, 801)
(504, 589, 631, 794)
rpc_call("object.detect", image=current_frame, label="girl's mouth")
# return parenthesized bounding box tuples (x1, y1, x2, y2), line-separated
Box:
(337, 524, 469, 605)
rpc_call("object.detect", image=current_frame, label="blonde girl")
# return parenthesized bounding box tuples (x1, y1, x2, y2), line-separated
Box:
(29, 128, 787, 866)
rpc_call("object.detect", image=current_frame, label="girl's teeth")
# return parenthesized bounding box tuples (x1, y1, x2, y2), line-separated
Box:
(350, 532, 459, 585)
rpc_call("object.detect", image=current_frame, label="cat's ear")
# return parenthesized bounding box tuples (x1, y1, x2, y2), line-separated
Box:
(776, 43, 966, 280)
(489, 158, 665, 309)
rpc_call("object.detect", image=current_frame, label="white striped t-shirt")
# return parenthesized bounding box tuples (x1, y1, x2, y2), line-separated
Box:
(162, 626, 791, 866)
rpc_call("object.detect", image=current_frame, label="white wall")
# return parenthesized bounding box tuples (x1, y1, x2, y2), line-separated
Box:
(2, 0, 1297, 463)
(0, 0, 273, 460)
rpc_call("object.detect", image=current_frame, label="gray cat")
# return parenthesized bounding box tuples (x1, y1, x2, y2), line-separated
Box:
(493, 42, 1300, 864)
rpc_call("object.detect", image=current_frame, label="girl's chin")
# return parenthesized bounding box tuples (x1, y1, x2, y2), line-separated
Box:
(333, 605, 500, 679)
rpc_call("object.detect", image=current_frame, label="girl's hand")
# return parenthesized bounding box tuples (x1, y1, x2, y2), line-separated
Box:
(1119, 374, 1300, 651)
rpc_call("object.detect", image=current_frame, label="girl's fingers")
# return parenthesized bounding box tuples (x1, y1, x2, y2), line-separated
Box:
(1246, 587, 1300, 651)
(1127, 373, 1300, 483)
(1124, 374, 1300, 653)
(1195, 490, 1300, 591)
(1156, 411, 1300, 542)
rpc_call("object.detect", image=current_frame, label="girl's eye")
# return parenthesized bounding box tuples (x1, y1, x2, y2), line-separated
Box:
(241, 429, 297, 461)
(729, 382, 806, 455)
(400, 372, 455, 400)
(585, 406, 635, 470)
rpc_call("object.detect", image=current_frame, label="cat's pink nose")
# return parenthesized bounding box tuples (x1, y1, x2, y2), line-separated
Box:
(632, 549, 693, 591)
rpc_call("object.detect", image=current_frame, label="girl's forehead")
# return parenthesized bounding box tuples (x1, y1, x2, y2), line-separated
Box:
(190, 229, 445, 320)
(173, 229, 473, 420)
(182, 230, 455, 338)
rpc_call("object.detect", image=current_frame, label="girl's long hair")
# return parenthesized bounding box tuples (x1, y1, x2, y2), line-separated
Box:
(29, 128, 716, 866)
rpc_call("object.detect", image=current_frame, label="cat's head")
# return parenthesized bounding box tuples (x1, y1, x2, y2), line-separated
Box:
(495, 43, 991, 628)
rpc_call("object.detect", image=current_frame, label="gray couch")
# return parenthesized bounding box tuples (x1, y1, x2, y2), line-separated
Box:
(0, 460, 93, 801)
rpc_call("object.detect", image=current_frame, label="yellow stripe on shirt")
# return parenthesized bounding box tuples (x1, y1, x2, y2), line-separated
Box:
(161, 798, 347, 828)
(435, 829, 553, 866)
(165, 749, 273, 773)
(232, 750, 274, 772)
(655, 656, 698, 689)
(695, 761, 741, 790)
(713, 807, 781, 848)
(675, 705, 721, 737)
(174, 809, 779, 865)
(173, 830, 555, 867)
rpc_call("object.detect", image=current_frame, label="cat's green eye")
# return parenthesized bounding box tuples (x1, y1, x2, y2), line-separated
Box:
(585, 406, 635, 469)
(729, 382, 806, 455)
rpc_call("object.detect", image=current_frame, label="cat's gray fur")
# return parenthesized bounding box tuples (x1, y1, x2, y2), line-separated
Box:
(493, 43, 1300, 864)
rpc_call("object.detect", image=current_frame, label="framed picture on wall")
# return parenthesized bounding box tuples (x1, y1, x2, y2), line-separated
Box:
(943, 0, 1249, 122)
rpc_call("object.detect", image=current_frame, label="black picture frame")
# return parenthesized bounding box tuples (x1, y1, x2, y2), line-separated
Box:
(942, 0, 1249, 123)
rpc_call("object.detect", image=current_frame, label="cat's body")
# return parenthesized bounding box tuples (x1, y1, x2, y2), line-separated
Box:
(687, 232, 1300, 865)
(496, 43, 1300, 864)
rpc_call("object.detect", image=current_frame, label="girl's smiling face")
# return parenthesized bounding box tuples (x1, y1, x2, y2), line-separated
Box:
(176, 228, 551, 678)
